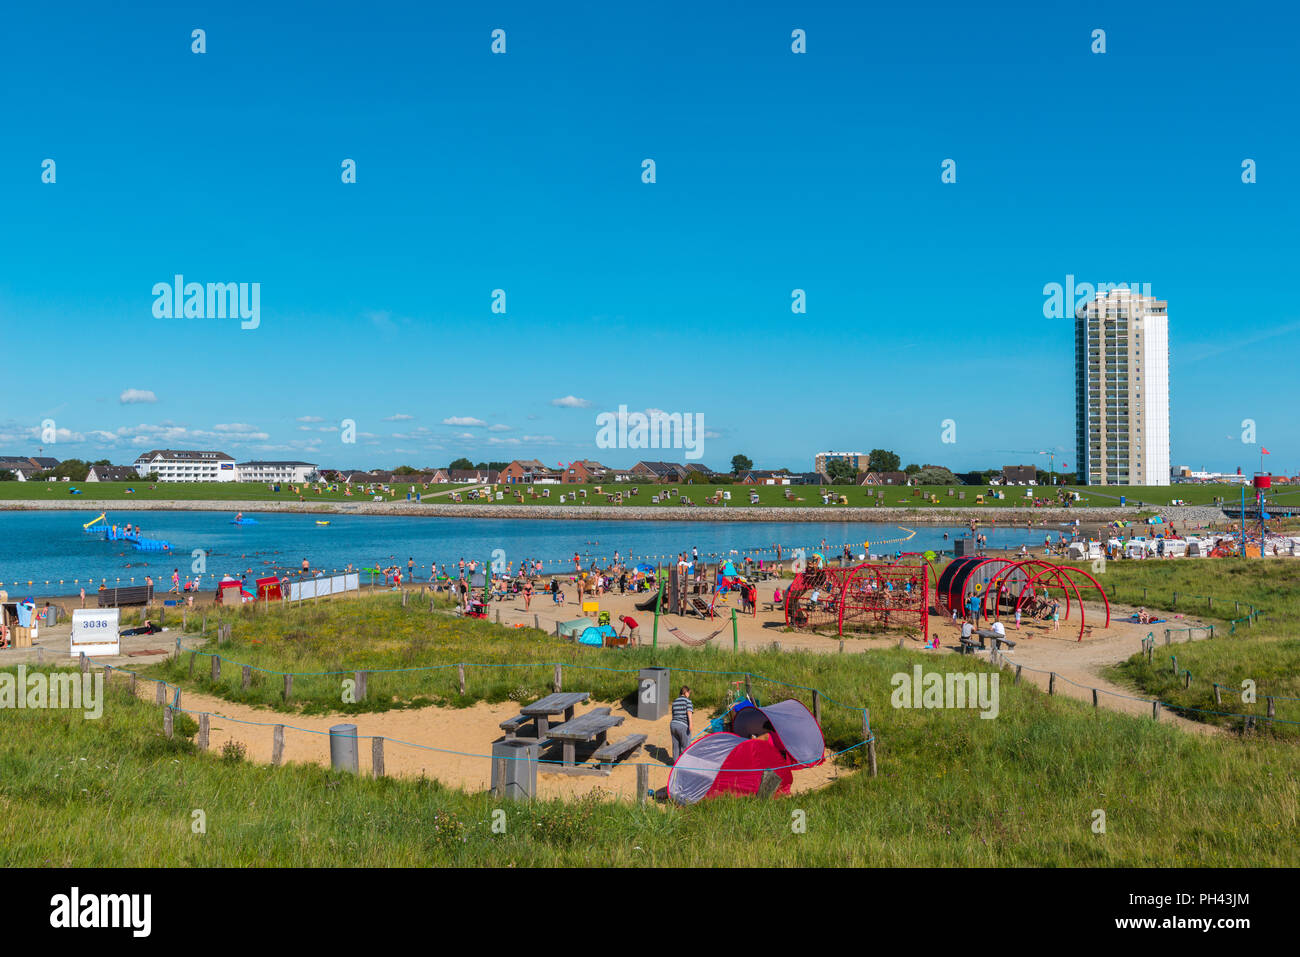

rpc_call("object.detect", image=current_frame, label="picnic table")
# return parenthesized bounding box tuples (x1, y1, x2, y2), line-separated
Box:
(974, 629, 1017, 652)
(517, 691, 590, 739)
(546, 708, 626, 768)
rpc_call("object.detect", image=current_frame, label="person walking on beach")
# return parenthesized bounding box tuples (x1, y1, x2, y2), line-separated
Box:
(550, 577, 560, 604)
(670, 686, 694, 761)
(523, 578, 533, 610)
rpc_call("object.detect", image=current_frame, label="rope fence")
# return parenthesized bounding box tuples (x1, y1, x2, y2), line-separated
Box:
(993, 640, 1298, 734)
(74, 650, 879, 803)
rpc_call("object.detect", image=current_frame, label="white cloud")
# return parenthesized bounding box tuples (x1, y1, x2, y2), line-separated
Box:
(296, 416, 324, 423)
(119, 389, 157, 405)
(214, 423, 261, 434)
(551, 396, 590, 409)
(488, 424, 513, 432)
(383, 414, 414, 422)
(443, 417, 486, 427)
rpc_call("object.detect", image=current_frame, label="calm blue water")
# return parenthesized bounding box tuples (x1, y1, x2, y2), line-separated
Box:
(0, 510, 1061, 595)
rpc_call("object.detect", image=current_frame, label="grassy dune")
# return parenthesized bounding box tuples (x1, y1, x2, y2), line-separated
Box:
(0, 479, 1250, 510)
(2, 592, 1298, 866)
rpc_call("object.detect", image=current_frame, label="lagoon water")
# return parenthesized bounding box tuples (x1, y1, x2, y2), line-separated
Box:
(0, 510, 1058, 595)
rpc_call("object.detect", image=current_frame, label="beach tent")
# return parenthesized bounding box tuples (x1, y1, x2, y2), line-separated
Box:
(578, 626, 604, 646)
(557, 618, 594, 639)
(635, 562, 656, 574)
(1066, 542, 1088, 560)
(667, 699, 824, 805)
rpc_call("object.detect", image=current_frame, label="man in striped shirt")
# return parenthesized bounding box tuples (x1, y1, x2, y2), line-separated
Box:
(670, 686, 694, 761)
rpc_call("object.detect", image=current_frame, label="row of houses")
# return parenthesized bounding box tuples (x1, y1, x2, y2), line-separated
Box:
(0, 456, 60, 480)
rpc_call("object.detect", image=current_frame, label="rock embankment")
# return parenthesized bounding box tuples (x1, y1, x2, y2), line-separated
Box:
(0, 498, 1228, 525)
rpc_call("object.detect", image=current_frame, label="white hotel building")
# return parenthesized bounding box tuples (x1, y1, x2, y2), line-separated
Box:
(235, 461, 318, 483)
(1074, 287, 1170, 486)
(133, 449, 237, 481)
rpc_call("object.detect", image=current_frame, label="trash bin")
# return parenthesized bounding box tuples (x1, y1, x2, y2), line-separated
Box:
(637, 667, 670, 720)
(330, 724, 359, 773)
(490, 738, 539, 800)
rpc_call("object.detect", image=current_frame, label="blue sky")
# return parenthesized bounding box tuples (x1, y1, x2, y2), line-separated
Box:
(2, 0, 1298, 476)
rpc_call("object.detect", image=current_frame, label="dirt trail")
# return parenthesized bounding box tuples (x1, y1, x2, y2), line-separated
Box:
(489, 587, 1221, 734)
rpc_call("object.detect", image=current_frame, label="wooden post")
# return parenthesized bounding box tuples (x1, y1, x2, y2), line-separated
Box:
(534, 614, 540, 630)
(283, 674, 293, 702)
(863, 709, 877, 777)
(1184, 671, 1191, 689)
(812, 689, 821, 725)
(458, 664, 466, 695)
(79, 653, 88, 674)
(1048, 672, 1056, 696)
(1267, 697, 1276, 720)
(839, 640, 844, 654)
(355, 671, 368, 701)
(211, 656, 221, 682)
(201, 613, 207, 635)
(1152, 701, 1160, 721)
(637, 763, 649, 805)
(1214, 684, 1222, 706)
(129, 671, 137, 696)
(1092, 688, 1099, 708)
(242, 665, 251, 689)
(272, 725, 285, 765)
(553, 663, 563, 693)
(1171, 655, 1178, 675)
(155, 681, 165, 705)
(495, 757, 508, 798)
(189, 652, 196, 678)
(163, 705, 174, 739)
(197, 713, 210, 750)
(1015, 664, 1022, 684)
(429, 598, 435, 613)
(402, 589, 408, 608)
(757, 769, 781, 799)
(372, 736, 385, 779)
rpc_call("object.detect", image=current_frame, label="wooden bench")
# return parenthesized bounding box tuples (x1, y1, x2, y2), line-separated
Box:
(591, 733, 648, 771)
(762, 601, 781, 612)
(98, 585, 154, 608)
(498, 714, 535, 740)
(958, 637, 981, 655)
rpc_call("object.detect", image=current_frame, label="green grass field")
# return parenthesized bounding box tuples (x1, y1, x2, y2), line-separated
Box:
(2, 590, 1298, 866)
(1108, 637, 1300, 740)
(0, 479, 1268, 512)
